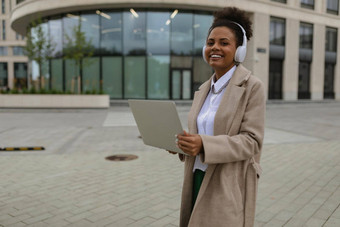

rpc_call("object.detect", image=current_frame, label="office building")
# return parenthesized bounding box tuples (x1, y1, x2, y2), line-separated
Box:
(2, 0, 340, 100)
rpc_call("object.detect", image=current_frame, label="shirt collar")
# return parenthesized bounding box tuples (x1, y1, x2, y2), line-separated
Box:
(210, 65, 236, 92)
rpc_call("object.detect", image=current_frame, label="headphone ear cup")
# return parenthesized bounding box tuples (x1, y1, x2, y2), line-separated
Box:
(234, 46, 247, 63)
(202, 45, 207, 63)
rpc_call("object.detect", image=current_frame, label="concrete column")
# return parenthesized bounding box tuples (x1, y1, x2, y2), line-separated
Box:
(287, 0, 300, 7)
(310, 24, 325, 100)
(315, 0, 324, 13)
(335, 29, 340, 100)
(244, 12, 269, 99)
(283, 18, 299, 101)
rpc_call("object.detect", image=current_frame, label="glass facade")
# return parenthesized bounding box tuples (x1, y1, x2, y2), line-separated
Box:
(29, 9, 213, 99)
(14, 63, 28, 89)
(0, 62, 8, 87)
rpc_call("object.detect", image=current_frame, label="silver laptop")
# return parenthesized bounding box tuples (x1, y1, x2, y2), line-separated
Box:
(128, 99, 187, 155)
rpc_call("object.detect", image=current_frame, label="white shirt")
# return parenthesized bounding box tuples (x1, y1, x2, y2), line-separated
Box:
(193, 66, 236, 172)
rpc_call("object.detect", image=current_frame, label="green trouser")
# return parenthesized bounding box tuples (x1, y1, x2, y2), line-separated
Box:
(192, 169, 205, 210)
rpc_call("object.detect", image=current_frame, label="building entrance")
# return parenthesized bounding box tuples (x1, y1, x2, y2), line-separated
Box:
(171, 69, 191, 100)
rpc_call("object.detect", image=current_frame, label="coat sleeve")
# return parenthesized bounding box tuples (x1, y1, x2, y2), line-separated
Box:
(200, 80, 265, 164)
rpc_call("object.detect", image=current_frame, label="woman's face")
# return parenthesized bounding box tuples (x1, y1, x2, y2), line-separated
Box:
(204, 26, 237, 78)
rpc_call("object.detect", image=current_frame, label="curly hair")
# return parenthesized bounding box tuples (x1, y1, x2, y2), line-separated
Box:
(208, 7, 253, 47)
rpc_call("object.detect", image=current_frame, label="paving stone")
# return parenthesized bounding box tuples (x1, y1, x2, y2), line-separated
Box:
(0, 103, 339, 227)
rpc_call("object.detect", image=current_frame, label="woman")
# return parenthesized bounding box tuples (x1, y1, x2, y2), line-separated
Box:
(171, 7, 265, 227)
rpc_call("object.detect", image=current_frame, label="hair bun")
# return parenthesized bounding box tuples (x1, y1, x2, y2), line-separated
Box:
(212, 7, 253, 40)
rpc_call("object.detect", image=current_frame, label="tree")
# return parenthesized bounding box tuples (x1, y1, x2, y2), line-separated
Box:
(24, 18, 55, 90)
(63, 17, 94, 94)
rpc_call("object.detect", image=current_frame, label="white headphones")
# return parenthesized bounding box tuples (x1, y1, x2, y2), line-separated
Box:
(202, 22, 247, 63)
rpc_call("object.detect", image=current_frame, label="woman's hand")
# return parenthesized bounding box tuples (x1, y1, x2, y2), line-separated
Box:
(176, 130, 203, 156)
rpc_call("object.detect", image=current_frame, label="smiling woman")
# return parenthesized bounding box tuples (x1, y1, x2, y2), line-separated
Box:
(171, 7, 265, 227)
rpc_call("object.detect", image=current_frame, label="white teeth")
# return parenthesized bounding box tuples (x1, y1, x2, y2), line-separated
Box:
(211, 55, 222, 58)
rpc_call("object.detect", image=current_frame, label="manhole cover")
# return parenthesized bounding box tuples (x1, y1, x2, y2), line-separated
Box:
(105, 154, 138, 161)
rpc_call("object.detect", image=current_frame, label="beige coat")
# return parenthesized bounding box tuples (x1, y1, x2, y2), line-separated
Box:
(179, 65, 265, 227)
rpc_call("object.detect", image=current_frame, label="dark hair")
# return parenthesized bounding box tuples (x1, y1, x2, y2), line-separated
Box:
(208, 7, 253, 47)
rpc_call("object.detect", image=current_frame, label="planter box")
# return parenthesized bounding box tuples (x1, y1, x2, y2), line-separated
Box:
(0, 94, 110, 108)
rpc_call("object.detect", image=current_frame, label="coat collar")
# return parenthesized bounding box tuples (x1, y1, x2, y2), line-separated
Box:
(198, 64, 251, 91)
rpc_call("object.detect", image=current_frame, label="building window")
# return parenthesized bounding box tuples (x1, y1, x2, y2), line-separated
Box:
(100, 11, 122, 55)
(14, 63, 28, 90)
(324, 27, 337, 99)
(15, 32, 24, 40)
(269, 17, 285, 100)
(300, 22, 313, 49)
(0, 46, 7, 56)
(123, 10, 146, 55)
(271, 0, 287, 3)
(1, 0, 5, 14)
(13, 46, 24, 56)
(326, 27, 337, 52)
(327, 0, 339, 15)
(270, 17, 285, 45)
(2, 20, 5, 40)
(171, 11, 193, 55)
(301, 0, 314, 9)
(16, 0, 25, 4)
(0, 62, 8, 88)
(298, 62, 311, 99)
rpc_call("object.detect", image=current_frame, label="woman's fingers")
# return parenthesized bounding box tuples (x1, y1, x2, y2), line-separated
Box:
(176, 133, 203, 156)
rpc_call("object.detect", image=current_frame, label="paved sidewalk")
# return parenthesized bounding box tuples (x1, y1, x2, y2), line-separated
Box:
(0, 102, 339, 227)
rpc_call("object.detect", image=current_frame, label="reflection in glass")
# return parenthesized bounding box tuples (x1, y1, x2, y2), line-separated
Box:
(324, 63, 335, 99)
(14, 63, 27, 90)
(13, 46, 24, 56)
(298, 61, 311, 99)
(124, 57, 146, 98)
(193, 14, 213, 55)
(81, 13, 100, 53)
(193, 57, 212, 92)
(49, 18, 63, 57)
(123, 11, 146, 55)
(63, 13, 79, 45)
(171, 12, 193, 55)
(0, 62, 8, 87)
(51, 59, 63, 91)
(147, 12, 170, 55)
(102, 57, 122, 98)
(300, 23, 313, 49)
(83, 57, 100, 92)
(65, 59, 80, 93)
(100, 12, 122, 55)
(182, 70, 191, 99)
(172, 70, 181, 99)
(270, 17, 285, 45)
(147, 56, 170, 99)
(326, 27, 337, 52)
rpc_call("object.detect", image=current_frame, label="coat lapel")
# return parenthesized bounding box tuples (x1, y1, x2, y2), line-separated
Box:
(188, 78, 212, 134)
(192, 65, 251, 212)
